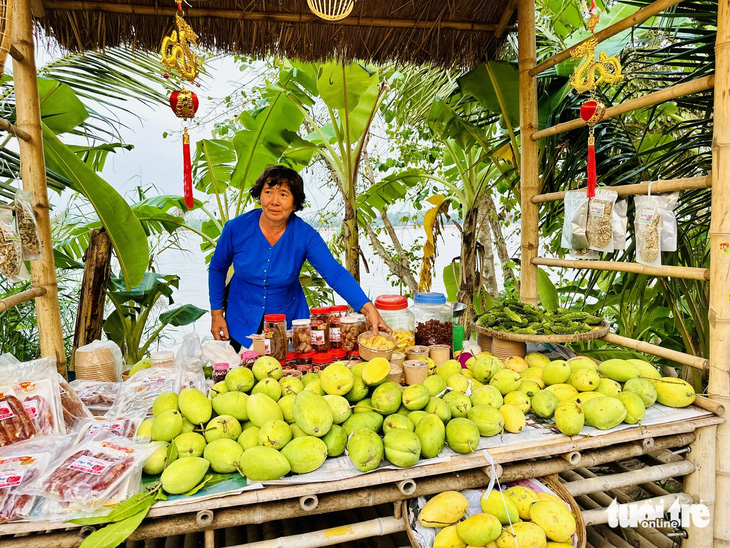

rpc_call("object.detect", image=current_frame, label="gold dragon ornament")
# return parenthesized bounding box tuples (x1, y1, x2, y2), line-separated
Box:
(161, 0, 200, 83)
(569, 37, 622, 94)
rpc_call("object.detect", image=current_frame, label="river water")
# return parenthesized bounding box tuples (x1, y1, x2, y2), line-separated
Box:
(152, 224, 513, 351)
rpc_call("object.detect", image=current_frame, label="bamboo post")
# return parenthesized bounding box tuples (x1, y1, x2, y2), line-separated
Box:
(600, 332, 709, 370)
(532, 257, 710, 281)
(582, 493, 694, 526)
(518, 0, 539, 305)
(0, 286, 45, 312)
(684, 424, 716, 548)
(710, 0, 730, 546)
(71, 228, 112, 371)
(11, 0, 67, 377)
(564, 460, 696, 497)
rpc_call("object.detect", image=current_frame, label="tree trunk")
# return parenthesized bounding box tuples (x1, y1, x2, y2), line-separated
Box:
(458, 208, 480, 338)
(476, 195, 499, 299)
(363, 221, 418, 295)
(71, 229, 112, 371)
(343, 194, 360, 283)
(483, 193, 516, 284)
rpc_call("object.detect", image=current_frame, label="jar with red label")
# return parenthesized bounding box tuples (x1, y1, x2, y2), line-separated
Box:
(264, 313, 287, 362)
(340, 315, 364, 352)
(328, 348, 347, 363)
(310, 307, 331, 353)
(213, 363, 229, 383)
(285, 352, 296, 370)
(296, 351, 315, 373)
(292, 319, 312, 354)
(311, 353, 332, 373)
(241, 350, 259, 369)
(328, 305, 348, 350)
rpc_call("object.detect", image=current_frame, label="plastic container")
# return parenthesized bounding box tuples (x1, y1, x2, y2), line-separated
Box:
(390, 351, 406, 367)
(286, 352, 297, 370)
(388, 363, 404, 384)
(264, 313, 287, 362)
(241, 350, 259, 369)
(403, 360, 429, 384)
(310, 307, 331, 353)
(328, 348, 347, 363)
(411, 292, 453, 352)
(150, 350, 175, 368)
(428, 344, 451, 367)
(328, 305, 348, 350)
(374, 295, 415, 352)
(340, 315, 364, 352)
(311, 353, 332, 373)
(296, 352, 315, 373)
(405, 345, 429, 361)
(212, 363, 229, 383)
(291, 319, 313, 354)
(358, 331, 396, 362)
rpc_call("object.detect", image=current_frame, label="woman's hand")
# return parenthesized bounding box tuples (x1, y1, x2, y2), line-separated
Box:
(360, 302, 391, 335)
(211, 310, 230, 341)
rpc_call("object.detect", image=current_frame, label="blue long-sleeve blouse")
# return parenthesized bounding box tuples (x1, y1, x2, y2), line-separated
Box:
(208, 209, 370, 344)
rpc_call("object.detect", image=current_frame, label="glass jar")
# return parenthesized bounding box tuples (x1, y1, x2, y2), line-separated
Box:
(310, 307, 331, 353)
(374, 295, 415, 352)
(311, 353, 332, 373)
(286, 352, 297, 370)
(328, 305, 348, 349)
(411, 292, 453, 352)
(328, 348, 347, 363)
(292, 319, 313, 354)
(263, 313, 287, 362)
(212, 363, 229, 383)
(296, 351, 315, 373)
(340, 316, 363, 352)
(150, 350, 175, 368)
(241, 350, 259, 369)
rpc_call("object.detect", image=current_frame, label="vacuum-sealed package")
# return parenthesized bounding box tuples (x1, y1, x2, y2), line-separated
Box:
(0, 390, 37, 447)
(71, 414, 145, 444)
(586, 189, 618, 253)
(0, 435, 67, 523)
(561, 190, 590, 250)
(24, 434, 155, 510)
(57, 374, 93, 431)
(14, 188, 42, 261)
(107, 367, 182, 416)
(634, 194, 666, 267)
(612, 198, 628, 251)
(0, 208, 29, 283)
(68, 379, 121, 413)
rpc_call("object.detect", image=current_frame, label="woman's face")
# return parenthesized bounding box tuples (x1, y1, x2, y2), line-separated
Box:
(260, 183, 295, 224)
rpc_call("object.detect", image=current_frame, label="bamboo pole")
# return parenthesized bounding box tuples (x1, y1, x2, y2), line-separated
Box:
(41, 1, 510, 33)
(600, 332, 709, 370)
(0, 286, 45, 312)
(564, 460, 696, 497)
(709, 1, 730, 546)
(0, 116, 31, 141)
(529, 0, 685, 76)
(531, 76, 715, 140)
(582, 493, 694, 526)
(518, 0, 540, 305)
(11, 0, 67, 377)
(532, 257, 710, 282)
(8, 45, 22, 62)
(693, 395, 724, 416)
(608, 461, 671, 498)
(531, 175, 712, 204)
(683, 424, 716, 548)
(495, 0, 518, 38)
(232, 517, 406, 548)
(592, 524, 642, 548)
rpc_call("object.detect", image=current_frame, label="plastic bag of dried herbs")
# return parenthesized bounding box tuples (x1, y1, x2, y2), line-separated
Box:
(14, 189, 42, 261)
(586, 188, 618, 253)
(659, 192, 679, 253)
(561, 190, 590, 250)
(0, 208, 30, 283)
(612, 198, 629, 251)
(634, 194, 664, 267)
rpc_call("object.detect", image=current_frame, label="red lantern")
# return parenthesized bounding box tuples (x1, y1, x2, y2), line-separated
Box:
(169, 89, 199, 210)
(579, 99, 605, 198)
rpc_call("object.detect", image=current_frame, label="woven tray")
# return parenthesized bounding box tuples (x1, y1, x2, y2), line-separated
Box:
(472, 320, 610, 343)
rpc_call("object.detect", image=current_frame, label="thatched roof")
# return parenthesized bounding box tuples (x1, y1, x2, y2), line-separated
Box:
(35, 0, 517, 68)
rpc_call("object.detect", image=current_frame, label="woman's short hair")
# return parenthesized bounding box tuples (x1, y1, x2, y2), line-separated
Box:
(250, 166, 306, 212)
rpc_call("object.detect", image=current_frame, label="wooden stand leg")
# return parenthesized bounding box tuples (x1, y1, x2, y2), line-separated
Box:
(683, 424, 716, 547)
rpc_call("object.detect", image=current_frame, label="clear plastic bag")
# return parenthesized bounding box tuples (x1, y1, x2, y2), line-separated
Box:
(68, 380, 121, 412)
(0, 435, 68, 523)
(175, 333, 205, 372)
(0, 392, 37, 447)
(14, 189, 42, 261)
(75, 340, 124, 382)
(586, 189, 618, 253)
(24, 433, 155, 510)
(561, 190, 590, 250)
(181, 370, 206, 392)
(58, 374, 93, 432)
(71, 414, 146, 444)
(612, 198, 628, 251)
(634, 194, 665, 267)
(106, 367, 182, 417)
(0, 209, 29, 283)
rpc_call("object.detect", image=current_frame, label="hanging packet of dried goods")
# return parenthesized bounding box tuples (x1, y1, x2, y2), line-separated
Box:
(0, 435, 69, 523)
(106, 367, 183, 417)
(586, 188, 618, 253)
(612, 198, 629, 250)
(634, 194, 664, 267)
(659, 192, 679, 253)
(0, 209, 29, 283)
(0, 356, 66, 436)
(561, 190, 590, 250)
(14, 189, 42, 261)
(22, 433, 155, 510)
(70, 413, 146, 444)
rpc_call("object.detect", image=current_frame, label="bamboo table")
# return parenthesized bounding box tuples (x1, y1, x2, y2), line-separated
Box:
(0, 412, 722, 548)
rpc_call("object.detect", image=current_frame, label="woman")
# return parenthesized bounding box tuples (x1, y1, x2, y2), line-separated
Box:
(209, 165, 389, 351)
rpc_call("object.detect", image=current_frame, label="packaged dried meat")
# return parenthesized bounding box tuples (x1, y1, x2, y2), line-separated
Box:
(68, 379, 121, 412)
(57, 374, 93, 430)
(23, 434, 156, 510)
(0, 435, 67, 523)
(106, 367, 183, 417)
(71, 414, 146, 444)
(0, 394, 37, 446)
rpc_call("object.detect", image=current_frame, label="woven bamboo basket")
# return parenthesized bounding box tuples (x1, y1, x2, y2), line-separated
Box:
(472, 320, 610, 343)
(402, 474, 586, 548)
(477, 333, 492, 353)
(491, 337, 526, 360)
